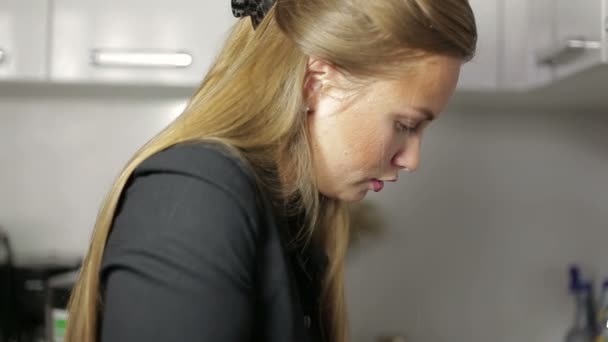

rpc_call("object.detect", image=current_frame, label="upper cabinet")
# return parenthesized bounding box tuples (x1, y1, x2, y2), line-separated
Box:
(0, 1, 606, 90)
(50, 0, 235, 86)
(0, 0, 49, 81)
(504, 0, 607, 90)
(462, 0, 607, 91)
(502, 0, 555, 90)
(457, 0, 500, 91)
(546, 0, 608, 80)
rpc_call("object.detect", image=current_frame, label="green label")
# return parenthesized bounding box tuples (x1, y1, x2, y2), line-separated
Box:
(53, 309, 69, 342)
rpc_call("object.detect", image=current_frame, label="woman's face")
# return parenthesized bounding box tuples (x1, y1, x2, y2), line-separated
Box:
(305, 55, 462, 202)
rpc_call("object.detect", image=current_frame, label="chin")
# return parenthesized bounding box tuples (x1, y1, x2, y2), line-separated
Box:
(324, 189, 367, 203)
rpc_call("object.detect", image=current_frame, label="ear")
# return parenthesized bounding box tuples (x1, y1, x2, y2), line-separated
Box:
(303, 57, 339, 112)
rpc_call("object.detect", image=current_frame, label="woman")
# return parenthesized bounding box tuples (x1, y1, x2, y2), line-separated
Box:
(65, 0, 477, 341)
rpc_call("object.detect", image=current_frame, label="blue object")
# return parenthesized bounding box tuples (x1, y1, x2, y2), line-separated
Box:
(569, 265, 581, 293)
(565, 279, 595, 342)
(581, 282, 592, 292)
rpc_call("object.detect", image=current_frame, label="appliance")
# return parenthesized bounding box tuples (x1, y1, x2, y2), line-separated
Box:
(0, 228, 13, 342)
(46, 270, 78, 342)
(11, 257, 80, 342)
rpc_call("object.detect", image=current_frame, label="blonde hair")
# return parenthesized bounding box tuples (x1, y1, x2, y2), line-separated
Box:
(65, 1, 476, 341)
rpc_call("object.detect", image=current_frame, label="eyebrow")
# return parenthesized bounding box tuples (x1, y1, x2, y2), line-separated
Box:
(415, 107, 437, 121)
(395, 107, 437, 122)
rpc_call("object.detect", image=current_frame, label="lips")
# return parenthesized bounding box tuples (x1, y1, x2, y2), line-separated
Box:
(371, 179, 384, 192)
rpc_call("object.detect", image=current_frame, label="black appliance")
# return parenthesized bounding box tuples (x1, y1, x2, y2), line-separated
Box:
(0, 228, 14, 342)
(10, 257, 80, 342)
(46, 270, 78, 342)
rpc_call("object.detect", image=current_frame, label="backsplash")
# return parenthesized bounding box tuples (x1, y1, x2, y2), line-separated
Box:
(0, 89, 188, 263)
(346, 108, 608, 342)
(1, 88, 607, 342)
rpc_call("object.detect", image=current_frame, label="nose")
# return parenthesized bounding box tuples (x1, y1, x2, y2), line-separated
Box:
(391, 136, 421, 172)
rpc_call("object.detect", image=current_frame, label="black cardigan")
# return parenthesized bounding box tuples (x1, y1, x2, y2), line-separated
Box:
(99, 143, 329, 342)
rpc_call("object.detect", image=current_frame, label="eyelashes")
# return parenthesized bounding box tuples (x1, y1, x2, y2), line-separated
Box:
(394, 121, 417, 134)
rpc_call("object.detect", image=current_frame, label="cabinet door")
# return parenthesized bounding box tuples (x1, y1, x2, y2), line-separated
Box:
(546, 0, 606, 80)
(51, 0, 235, 86)
(0, 0, 48, 81)
(503, 0, 555, 90)
(457, 0, 499, 91)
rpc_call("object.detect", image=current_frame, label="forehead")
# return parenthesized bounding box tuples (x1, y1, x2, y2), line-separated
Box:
(370, 56, 462, 113)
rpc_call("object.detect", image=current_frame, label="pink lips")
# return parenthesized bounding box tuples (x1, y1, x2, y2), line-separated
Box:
(371, 179, 384, 192)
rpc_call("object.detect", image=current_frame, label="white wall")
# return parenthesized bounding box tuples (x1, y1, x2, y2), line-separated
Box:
(0, 86, 189, 263)
(346, 108, 608, 342)
(1, 87, 607, 341)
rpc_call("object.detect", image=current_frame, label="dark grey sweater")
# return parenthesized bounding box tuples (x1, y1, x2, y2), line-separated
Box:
(99, 143, 328, 342)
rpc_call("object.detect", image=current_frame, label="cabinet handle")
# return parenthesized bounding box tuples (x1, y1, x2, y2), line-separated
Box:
(0, 49, 6, 65)
(90, 49, 193, 68)
(537, 38, 602, 66)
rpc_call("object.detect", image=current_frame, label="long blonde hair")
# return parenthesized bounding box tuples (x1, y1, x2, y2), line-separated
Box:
(65, 1, 476, 341)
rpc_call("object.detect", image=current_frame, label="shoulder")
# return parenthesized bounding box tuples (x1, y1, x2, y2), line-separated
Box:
(103, 142, 266, 280)
(110, 141, 266, 252)
(99, 143, 271, 336)
(135, 142, 258, 205)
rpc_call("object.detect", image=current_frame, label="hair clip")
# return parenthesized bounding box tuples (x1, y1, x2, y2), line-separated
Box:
(231, 0, 274, 29)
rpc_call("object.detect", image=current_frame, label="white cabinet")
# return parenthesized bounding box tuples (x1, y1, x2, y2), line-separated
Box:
(457, 0, 554, 91)
(545, 0, 608, 80)
(464, 0, 608, 91)
(502, 0, 555, 90)
(0, 0, 49, 81)
(50, 0, 235, 86)
(0, 0, 604, 90)
(457, 0, 499, 90)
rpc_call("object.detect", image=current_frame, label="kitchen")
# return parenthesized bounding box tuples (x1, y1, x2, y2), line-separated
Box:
(1, 0, 607, 341)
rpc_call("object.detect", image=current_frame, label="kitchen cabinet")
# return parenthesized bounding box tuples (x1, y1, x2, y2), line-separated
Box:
(50, 0, 235, 86)
(458, 0, 556, 91)
(0, 0, 604, 92)
(0, 0, 49, 81)
(545, 0, 608, 80)
(502, 0, 555, 90)
(457, 0, 500, 91)
(465, 0, 607, 91)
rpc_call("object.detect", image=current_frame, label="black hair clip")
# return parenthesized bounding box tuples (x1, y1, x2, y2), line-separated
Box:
(231, 0, 274, 29)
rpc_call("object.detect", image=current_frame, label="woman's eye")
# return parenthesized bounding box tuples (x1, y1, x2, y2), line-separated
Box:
(395, 121, 416, 133)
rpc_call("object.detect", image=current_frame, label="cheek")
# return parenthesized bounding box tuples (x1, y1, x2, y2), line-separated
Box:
(341, 117, 395, 170)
